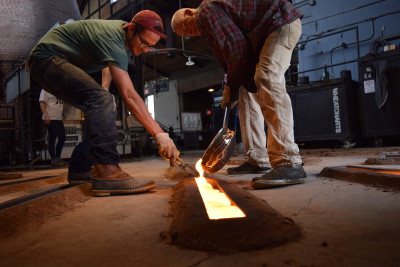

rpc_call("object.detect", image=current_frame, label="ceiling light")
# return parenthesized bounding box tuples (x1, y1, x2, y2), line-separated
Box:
(208, 88, 215, 92)
(186, 56, 195, 66)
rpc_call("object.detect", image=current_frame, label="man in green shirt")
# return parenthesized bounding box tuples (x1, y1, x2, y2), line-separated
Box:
(29, 10, 179, 196)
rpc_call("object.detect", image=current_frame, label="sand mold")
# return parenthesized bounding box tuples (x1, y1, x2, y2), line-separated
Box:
(163, 178, 301, 253)
(319, 166, 400, 192)
(0, 184, 92, 238)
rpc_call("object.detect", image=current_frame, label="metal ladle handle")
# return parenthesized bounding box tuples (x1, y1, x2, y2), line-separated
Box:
(222, 107, 230, 128)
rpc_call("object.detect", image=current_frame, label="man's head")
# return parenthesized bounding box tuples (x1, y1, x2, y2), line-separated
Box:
(125, 10, 166, 56)
(171, 8, 201, 37)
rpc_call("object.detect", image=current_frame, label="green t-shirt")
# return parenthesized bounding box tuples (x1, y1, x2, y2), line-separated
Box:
(30, 20, 129, 73)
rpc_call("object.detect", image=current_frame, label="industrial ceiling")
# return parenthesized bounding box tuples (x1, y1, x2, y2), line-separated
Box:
(76, 0, 219, 83)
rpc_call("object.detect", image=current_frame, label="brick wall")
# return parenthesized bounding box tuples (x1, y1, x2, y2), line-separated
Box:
(0, 0, 81, 101)
(0, 0, 81, 164)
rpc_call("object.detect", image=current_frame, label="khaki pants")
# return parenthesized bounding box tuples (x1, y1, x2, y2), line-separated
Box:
(239, 19, 302, 168)
(238, 86, 270, 167)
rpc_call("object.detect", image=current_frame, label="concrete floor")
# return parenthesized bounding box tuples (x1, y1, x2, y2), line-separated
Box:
(1, 148, 400, 266)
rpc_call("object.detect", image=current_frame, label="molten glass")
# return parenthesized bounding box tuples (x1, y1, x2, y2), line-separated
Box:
(195, 160, 246, 220)
(347, 167, 400, 175)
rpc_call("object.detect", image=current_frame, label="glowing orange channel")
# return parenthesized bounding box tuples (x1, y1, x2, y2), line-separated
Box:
(194, 160, 246, 220)
(346, 167, 400, 175)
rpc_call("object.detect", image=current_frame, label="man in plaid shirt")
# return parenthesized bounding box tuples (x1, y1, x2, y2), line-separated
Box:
(172, 0, 307, 189)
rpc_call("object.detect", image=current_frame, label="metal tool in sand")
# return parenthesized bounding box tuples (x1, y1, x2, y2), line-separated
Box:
(163, 155, 199, 177)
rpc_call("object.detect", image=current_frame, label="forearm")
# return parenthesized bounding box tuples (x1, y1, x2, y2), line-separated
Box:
(40, 102, 49, 119)
(200, 7, 250, 94)
(108, 63, 164, 137)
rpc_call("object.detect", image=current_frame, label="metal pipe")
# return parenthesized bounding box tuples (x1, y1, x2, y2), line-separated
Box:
(292, 59, 358, 75)
(145, 48, 216, 60)
(297, 11, 400, 78)
(302, 0, 385, 26)
(299, 26, 359, 46)
(299, 10, 400, 47)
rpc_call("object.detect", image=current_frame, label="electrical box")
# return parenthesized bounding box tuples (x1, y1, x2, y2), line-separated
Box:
(287, 78, 360, 141)
(357, 49, 400, 137)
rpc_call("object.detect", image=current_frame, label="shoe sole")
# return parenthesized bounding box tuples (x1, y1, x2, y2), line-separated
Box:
(68, 180, 91, 185)
(92, 183, 157, 197)
(251, 178, 307, 189)
(227, 169, 271, 175)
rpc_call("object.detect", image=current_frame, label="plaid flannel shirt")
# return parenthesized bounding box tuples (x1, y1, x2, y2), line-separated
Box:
(196, 0, 303, 99)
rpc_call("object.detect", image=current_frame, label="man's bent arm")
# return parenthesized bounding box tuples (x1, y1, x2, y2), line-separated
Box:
(108, 62, 164, 137)
(197, 3, 250, 94)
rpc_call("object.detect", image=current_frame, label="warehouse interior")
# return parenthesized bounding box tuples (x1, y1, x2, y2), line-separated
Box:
(0, 0, 400, 266)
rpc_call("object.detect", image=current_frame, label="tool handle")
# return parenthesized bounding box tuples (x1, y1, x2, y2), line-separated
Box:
(222, 107, 229, 128)
(175, 157, 184, 166)
(161, 155, 184, 166)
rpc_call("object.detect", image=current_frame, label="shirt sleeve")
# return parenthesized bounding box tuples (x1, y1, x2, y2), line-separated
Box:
(97, 41, 129, 71)
(39, 89, 46, 102)
(197, 3, 251, 99)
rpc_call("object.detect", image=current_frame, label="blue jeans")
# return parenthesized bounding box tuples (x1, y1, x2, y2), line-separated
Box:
(30, 56, 119, 171)
(68, 137, 93, 173)
(46, 120, 66, 159)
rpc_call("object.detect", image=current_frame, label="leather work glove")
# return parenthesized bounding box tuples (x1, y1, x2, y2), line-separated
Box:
(221, 85, 238, 110)
(154, 132, 180, 166)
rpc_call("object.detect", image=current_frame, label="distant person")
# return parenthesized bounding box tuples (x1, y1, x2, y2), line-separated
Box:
(39, 89, 66, 167)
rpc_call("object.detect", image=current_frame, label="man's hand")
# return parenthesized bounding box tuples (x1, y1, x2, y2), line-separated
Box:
(44, 114, 50, 125)
(40, 101, 51, 125)
(221, 85, 237, 110)
(154, 133, 180, 166)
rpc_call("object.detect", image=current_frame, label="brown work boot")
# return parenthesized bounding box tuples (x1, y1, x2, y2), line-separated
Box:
(91, 164, 156, 197)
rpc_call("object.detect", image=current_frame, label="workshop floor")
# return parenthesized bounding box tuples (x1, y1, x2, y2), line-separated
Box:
(1, 147, 400, 267)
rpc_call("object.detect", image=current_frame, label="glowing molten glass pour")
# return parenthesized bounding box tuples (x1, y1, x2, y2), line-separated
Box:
(347, 167, 400, 175)
(194, 160, 246, 220)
